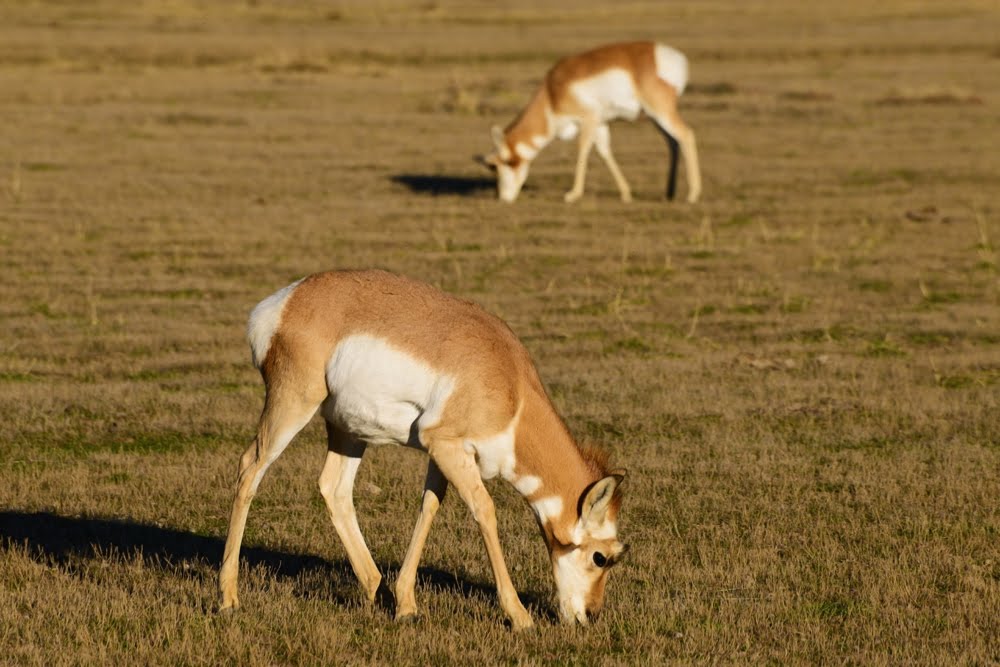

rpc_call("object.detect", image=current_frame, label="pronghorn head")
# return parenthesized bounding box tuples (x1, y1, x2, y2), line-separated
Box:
(548, 471, 628, 625)
(481, 125, 531, 202)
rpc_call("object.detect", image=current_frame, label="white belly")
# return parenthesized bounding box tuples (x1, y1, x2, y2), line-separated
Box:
(568, 69, 642, 122)
(322, 334, 455, 447)
(321, 334, 527, 487)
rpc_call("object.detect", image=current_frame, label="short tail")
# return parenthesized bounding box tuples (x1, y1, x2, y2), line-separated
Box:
(247, 279, 302, 368)
(654, 44, 689, 95)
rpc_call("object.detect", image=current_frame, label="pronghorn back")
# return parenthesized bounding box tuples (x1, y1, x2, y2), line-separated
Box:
(545, 41, 688, 106)
(247, 270, 535, 444)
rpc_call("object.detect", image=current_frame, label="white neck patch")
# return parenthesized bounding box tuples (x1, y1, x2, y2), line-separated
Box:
(532, 495, 564, 526)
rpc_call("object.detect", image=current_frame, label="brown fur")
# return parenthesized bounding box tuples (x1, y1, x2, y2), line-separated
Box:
(493, 40, 701, 203)
(545, 41, 657, 114)
(221, 269, 623, 629)
(502, 41, 659, 158)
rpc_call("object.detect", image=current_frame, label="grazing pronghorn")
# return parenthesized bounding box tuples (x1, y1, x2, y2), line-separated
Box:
(482, 40, 701, 204)
(219, 269, 628, 629)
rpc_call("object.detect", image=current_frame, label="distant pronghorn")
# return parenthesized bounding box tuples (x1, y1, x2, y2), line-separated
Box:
(481, 40, 701, 204)
(219, 270, 628, 629)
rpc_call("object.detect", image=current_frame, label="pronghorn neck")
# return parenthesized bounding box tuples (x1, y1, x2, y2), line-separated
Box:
(512, 384, 608, 549)
(503, 85, 554, 162)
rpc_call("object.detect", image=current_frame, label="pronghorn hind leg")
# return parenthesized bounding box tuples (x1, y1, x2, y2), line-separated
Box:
(654, 124, 680, 200)
(394, 460, 448, 621)
(593, 124, 633, 203)
(219, 390, 320, 611)
(640, 76, 702, 203)
(319, 423, 388, 608)
(428, 441, 533, 631)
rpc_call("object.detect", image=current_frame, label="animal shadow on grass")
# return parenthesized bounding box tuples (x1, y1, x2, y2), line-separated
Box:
(390, 173, 496, 197)
(0, 510, 552, 623)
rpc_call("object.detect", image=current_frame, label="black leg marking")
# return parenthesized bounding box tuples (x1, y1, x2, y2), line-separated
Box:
(656, 126, 680, 201)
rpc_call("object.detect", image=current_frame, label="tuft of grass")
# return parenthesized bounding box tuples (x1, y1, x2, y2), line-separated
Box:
(865, 336, 906, 357)
(855, 279, 893, 293)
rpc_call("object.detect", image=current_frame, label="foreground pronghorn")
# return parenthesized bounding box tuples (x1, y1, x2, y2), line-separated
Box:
(482, 40, 701, 204)
(219, 269, 628, 629)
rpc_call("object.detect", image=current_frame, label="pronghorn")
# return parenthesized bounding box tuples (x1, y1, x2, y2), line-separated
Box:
(481, 40, 701, 204)
(219, 269, 628, 629)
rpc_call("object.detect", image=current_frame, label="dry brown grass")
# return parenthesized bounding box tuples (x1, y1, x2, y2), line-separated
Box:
(2, 1, 999, 664)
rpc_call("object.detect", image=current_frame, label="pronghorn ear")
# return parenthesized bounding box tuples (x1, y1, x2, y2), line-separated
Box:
(490, 125, 510, 159)
(580, 474, 623, 526)
(490, 125, 505, 148)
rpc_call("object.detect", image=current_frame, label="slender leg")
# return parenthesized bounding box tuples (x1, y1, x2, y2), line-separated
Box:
(655, 125, 680, 200)
(318, 423, 385, 605)
(564, 117, 598, 203)
(593, 124, 633, 203)
(429, 442, 533, 630)
(652, 109, 700, 203)
(640, 75, 702, 203)
(394, 460, 448, 620)
(219, 391, 319, 611)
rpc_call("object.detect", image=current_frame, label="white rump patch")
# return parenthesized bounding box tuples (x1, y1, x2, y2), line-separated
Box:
(654, 44, 689, 95)
(323, 335, 455, 448)
(569, 69, 642, 122)
(247, 279, 303, 368)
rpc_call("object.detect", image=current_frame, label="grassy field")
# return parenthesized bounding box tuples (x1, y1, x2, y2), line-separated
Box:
(2, 0, 999, 664)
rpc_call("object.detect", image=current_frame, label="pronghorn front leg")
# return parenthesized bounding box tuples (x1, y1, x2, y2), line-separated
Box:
(429, 442, 533, 631)
(564, 117, 598, 204)
(394, 460, 448, 621)
(318, 424, 386, 606)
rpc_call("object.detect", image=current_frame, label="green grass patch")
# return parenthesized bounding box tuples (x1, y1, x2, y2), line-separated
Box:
(906, 331, 956, 347)
(0, 371, 38, 382)
(604, 336, 653, 355)
(23, 162, 66, 172)
(10, 430, 233, 457)
(855, 279, 893, 292)
(730, 302, 769, 315)
(809, 596, 860, 619)
(722, 213, 754, 227)
(922, 290, 964, 305)
(865, 337, 906, 357)
(158, 113, 247, 127)
(781, 296, 809, 313)
(937, 374, 974, 389)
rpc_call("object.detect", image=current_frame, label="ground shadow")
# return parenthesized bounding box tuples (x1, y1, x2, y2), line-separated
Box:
(390, 174, 495, 197)
(0, 510, 552, 621)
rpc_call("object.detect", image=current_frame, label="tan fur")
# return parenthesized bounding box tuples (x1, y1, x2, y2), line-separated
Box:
(489, 40, 702, 204)
(218, 269, 626, 629)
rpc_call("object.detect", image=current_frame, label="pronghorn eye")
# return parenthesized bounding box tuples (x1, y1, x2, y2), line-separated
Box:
(593, 552, 608, 568)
